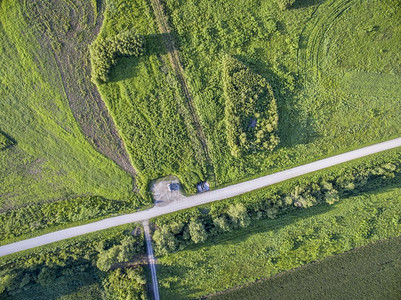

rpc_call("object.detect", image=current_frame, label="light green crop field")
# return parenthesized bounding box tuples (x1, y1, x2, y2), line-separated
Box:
(157, 184, 401, 299)
(0, 0, 134, 210)
(161, 0, 401, 186)
(95, 0, 208, 193)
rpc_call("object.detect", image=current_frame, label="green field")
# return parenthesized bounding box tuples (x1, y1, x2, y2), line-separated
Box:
(157, 184, 401, 299)
(94, 0, 208, 193)
(161, 0, 401, 185)
(211, 236, 401, 300)
(0, 0, 135, 210)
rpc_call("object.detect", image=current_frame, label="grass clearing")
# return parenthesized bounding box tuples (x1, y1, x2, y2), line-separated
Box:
(94, 0, 208, 193)
(157, 184, 401, 299)
(211, 236, 401, 300)
(161, 0, 401, 186)
(0, 0, 136, 210)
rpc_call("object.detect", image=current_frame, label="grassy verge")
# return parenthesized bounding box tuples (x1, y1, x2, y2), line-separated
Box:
(160, 0, 401, 186)
(210, 236, 401, 300)
(156, 184, 401, 299)
(0, 0, 134, 210)
(0, 194, 152, 246)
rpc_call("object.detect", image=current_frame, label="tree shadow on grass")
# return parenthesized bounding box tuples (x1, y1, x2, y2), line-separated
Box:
(107, 33, 171, 83)
(291, 0, 323, 10)
(3, 266, 100, 300)
(0, 130, 16, 150)
(156, 203, 334, 299)
(233, 54, 318, 149)
(154, 262, 205, 300)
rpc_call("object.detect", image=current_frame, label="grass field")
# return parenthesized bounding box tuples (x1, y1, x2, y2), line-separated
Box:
(0, 0, 135, 210)
(211, 236, 401, 300)
(157, 184, 401, 299)
(161, 0, 401, 186)
(94, 0, 208, 193)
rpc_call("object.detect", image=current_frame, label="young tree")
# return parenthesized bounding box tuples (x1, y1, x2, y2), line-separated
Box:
(213, 215, 232, 232)
(188, 219, 208, 244)
(153, 226, 177, 255)
(227, 203, 250, 228)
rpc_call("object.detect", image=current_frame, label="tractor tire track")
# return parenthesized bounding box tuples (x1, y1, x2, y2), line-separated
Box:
(298, 0, 355, 84)
(149, 0, 213, 173)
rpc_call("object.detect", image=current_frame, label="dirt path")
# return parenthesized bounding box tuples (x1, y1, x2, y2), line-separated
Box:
(149, 0, 213, 170)
(143, 220, 160, 300)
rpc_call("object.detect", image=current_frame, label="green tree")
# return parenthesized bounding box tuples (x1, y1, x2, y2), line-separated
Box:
(277, 0, 296, 10)
(227, 203, 250, 228)
(37, 267, 57, 285)
(153, 226, 177, 255)
(213, 215, 232, 232)
(188, 219, 208, 244)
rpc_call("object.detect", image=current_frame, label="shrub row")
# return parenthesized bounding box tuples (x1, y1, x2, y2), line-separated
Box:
(0, 225, 146, 299)
(223, 55, 279, 157)
(152, 159, 401, 255)
(90, 30, 144, 83)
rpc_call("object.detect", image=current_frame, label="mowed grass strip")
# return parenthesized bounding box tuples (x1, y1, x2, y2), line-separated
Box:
(341, 71, 401, 98)
(0, 0, 134, 210)
(157, 185, 401, 299)
(211, 236, 401, 300)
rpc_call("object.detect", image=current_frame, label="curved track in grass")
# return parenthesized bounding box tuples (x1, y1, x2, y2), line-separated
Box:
(298, 0, 355, 82)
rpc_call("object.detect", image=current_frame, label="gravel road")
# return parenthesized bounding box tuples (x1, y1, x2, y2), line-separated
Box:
(1, 137, 401, 257)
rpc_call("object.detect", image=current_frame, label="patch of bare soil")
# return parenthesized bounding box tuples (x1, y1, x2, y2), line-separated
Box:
(25, 0, 137, 180)
(150, 175, 185, 206)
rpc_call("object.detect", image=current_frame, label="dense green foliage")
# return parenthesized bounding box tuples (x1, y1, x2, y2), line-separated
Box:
(90, 30, 144, 83)
(0, 225, 147, 299)
(162, 0, 401, 185)
(152, 150, 401, 255)
(277, 0, 296, 11)
(0, 132, 13, 150)
(223, 56, 279, 157)
(0, 0, 134, 210)
(103, 268, 147, 300)
(211, 236, 401, 300)
(157, 185, 401, 299)
(0, 195, 143, 245)
(95, 0, 207, 193)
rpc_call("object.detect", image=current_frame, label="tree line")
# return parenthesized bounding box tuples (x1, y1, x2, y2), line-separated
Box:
(152, 159, 401, 255)
(0, 226, 147, 299)
(223, 55, 279, 157)
(90, 29, 145, 84)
